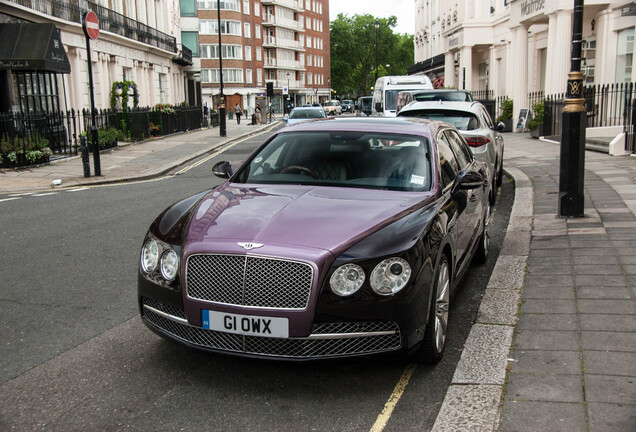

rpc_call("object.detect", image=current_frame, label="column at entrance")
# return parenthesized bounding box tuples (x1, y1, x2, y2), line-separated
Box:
(512, 23, 528, 124)
(545, 10, 573, 94)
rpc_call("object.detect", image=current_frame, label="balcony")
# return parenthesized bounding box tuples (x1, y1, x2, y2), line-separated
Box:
(262, 14, 305, 32)
(261, 0, 304, 12)
(6, 0, 177, 53)
(264, 58, 304, 70)
(262, 36, 304, 51)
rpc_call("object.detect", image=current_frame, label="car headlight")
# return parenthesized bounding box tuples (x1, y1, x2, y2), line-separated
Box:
(370, 257, 411, 296)
(330, 264, 365, 296)
(160, 249, 179, 281)
(141, 239, 159, 273)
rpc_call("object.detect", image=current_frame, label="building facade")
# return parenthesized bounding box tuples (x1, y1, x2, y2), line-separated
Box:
(0, 0, 193, 114)
(180, 0, 331, 114)
(412, 0, 636, 121)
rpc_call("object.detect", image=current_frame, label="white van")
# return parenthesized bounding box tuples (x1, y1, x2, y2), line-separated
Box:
(372, 75, 434, 117)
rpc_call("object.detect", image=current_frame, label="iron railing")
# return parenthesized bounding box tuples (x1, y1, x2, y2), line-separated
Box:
(1, 106, 206, 168)
(7, 0, 177, 52)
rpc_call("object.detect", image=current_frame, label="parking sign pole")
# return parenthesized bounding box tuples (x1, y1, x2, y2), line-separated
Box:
(83, 11, 101, 176)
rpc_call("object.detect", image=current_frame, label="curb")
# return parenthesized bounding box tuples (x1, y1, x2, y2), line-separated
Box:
(432, 167, 533, 431)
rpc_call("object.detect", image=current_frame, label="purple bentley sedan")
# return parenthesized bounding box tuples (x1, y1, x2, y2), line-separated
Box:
(138, 117, 491, 363)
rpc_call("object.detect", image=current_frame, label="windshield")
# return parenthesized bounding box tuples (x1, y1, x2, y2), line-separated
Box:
(324, 101, 337, 106)
(235, 132, 432, 191)
(399, 110, 480, 131)
(413, 92, 473, 102)
(290, 109, 325, 119)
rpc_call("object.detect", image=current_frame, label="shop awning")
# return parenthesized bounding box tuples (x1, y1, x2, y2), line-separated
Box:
(0, 23, 70, 74)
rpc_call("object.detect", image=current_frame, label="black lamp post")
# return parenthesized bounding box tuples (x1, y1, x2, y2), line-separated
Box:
(374, 20, 380, 84)
(558, 0, 585, 217)
(217, 0, 226, 137)
(286, 72, 290, 114)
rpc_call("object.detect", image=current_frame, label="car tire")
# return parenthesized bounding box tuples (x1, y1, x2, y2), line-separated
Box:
(416, 254, 450, 364)
(474, 202, 490, 264)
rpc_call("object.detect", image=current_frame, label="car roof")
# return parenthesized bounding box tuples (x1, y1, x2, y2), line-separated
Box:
(398, 101, 484, 114)
(276, 116, 448, 138)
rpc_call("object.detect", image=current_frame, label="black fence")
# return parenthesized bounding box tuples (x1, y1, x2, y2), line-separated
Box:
(536, 82, 635, 152)
(1, 105, 205, 168)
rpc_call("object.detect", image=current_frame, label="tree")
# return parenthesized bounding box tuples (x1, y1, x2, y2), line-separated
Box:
(330, 14, 414, 99)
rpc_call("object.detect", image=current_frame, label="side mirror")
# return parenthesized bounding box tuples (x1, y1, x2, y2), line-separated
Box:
(496, 121, 505, 132)
(452, 169, 484, 195)
(282, 117, 288, 123)
(375, 102, 383, 113)
(212, 161, 234, 179)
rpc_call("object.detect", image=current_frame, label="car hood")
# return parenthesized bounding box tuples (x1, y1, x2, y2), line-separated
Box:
(185, 184, 433, 255)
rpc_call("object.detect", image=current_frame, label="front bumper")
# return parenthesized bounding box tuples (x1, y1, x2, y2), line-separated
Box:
(140, 296, 403, 360)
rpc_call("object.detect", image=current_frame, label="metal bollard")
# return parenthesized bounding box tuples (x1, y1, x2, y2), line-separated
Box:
(80, 133, 91, 177)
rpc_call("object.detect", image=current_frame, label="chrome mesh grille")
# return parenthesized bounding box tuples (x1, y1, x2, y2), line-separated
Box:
(141, 298, 402, 359)
(186, 254, 313, 309)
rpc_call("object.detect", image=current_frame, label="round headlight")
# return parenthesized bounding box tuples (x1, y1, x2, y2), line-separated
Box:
(141, 239, 159, 273)
(370, 257, 411, 296)
(330, 264, 365, 296)
(160, 249, 179, 281)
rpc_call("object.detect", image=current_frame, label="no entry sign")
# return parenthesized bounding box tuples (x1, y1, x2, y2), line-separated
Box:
(83, 11, 99, 40)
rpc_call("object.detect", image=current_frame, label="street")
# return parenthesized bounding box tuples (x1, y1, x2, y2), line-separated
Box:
(0, 128, 513, 431)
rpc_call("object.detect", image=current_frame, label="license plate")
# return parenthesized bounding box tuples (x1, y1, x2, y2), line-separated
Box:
(202, 310, 289, 338)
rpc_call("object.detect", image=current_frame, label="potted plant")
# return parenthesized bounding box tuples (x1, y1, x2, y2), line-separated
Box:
(496, 98, 513, 132)
(527, 101, 546, 138)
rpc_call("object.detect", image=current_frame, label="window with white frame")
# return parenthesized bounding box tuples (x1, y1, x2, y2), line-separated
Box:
(255, 24, 261, 38)
(257, 68, 263, 84)
(306, 54, 312, 67)
(201, 68, 244, 83)
(200, 44, 243, 59)
(200, 20, 242, 36)
(197, 0, 240, 11)
(256, 46, 262, 61)
(242, 0, 249, 14)
(307, 72, 312, 85)
(245, 45, 252, 61)
(306, 35, 311, 48)
(254, 2, 260, 16)
(244, 22, 251, 38)
(306, 16, 311, 29)
(245, 69, 252, 83)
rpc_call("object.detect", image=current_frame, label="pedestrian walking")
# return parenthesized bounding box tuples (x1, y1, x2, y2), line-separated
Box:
(234, 104, 242, 124)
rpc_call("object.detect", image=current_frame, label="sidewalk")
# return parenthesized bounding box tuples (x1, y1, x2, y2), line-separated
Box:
(434, 134, 636, 431)
(0, 119, 277, 193)
(2, 124, 634, 430)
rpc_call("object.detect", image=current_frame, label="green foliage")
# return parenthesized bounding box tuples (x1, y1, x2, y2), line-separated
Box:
(496, 99, 514, 122)
(526, 101, 545, 130)
(154, 104, 176, 114)
(110, 81, 140, 111)
(330, 14, 414, 98)
(96, 127, 124, 148)
(0, 135, 52, 166)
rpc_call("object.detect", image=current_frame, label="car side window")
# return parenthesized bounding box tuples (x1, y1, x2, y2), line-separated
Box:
(444, 130, 473, 170)
(480, 106, 494, 129)
(436, 131, 460, 189)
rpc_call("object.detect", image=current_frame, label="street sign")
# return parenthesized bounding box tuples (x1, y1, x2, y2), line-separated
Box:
(283, 86, 288, 95)
(83, 11, 99, 40)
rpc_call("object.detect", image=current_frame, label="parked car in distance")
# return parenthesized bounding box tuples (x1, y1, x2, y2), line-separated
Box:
(341, 99, 354, 113)
(284, 106, 326, 126)
(372, 75, 434, 117)
(138, 117, 491, 364)
(357, 96, 373, 116)
(396, 90, 474, 114)
(323, 100, 342, 115)
(397, 101, 504, 205)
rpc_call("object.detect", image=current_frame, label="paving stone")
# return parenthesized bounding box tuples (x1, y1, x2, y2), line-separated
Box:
(497, 401, 587, 432)
(529, 247, 571, 257)
(585, 374, 636, 404)
(526, 264, 572, 275)
(578, 299, 636, 315)
(573, 264, 624, 275)
(579, 313, 636, 332)
(575, 274, 628, 287)
(576, 286, 633, 300)
(524, 274, 574, 288)
(531, 236, 570, 249)
(522, 286, 576, 300)
(581, 331, 636, 352)
(520, 299, 577, 314)
(588, 402, 636, 432)
(504, 373, 584, 402)
(572, 255, 619, 265)
(514, 329, 580, 351)
(517, 314, 578, 331)
(511, 350, 582, 374)
(584, 351, 636, 376)
(619, 255, 636, 264)
(528, 255, 572, 266)
(452, 324, 513, 385)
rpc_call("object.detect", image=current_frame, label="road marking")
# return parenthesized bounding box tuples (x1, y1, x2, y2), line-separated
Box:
(0, 197, 21, 203)
(67, 187, 91, 192)
(369, 363, 417, 432)
(31, 192, 59, 197)
(174, 135, 253, 175)
(9, 192, 35, 197)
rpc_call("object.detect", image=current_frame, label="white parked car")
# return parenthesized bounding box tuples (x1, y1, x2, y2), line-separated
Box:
(323, 100, 342, 115)
(397, 101, 504, 204)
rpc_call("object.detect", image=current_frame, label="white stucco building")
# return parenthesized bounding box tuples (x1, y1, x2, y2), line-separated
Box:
(412, 0, 635, 121)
